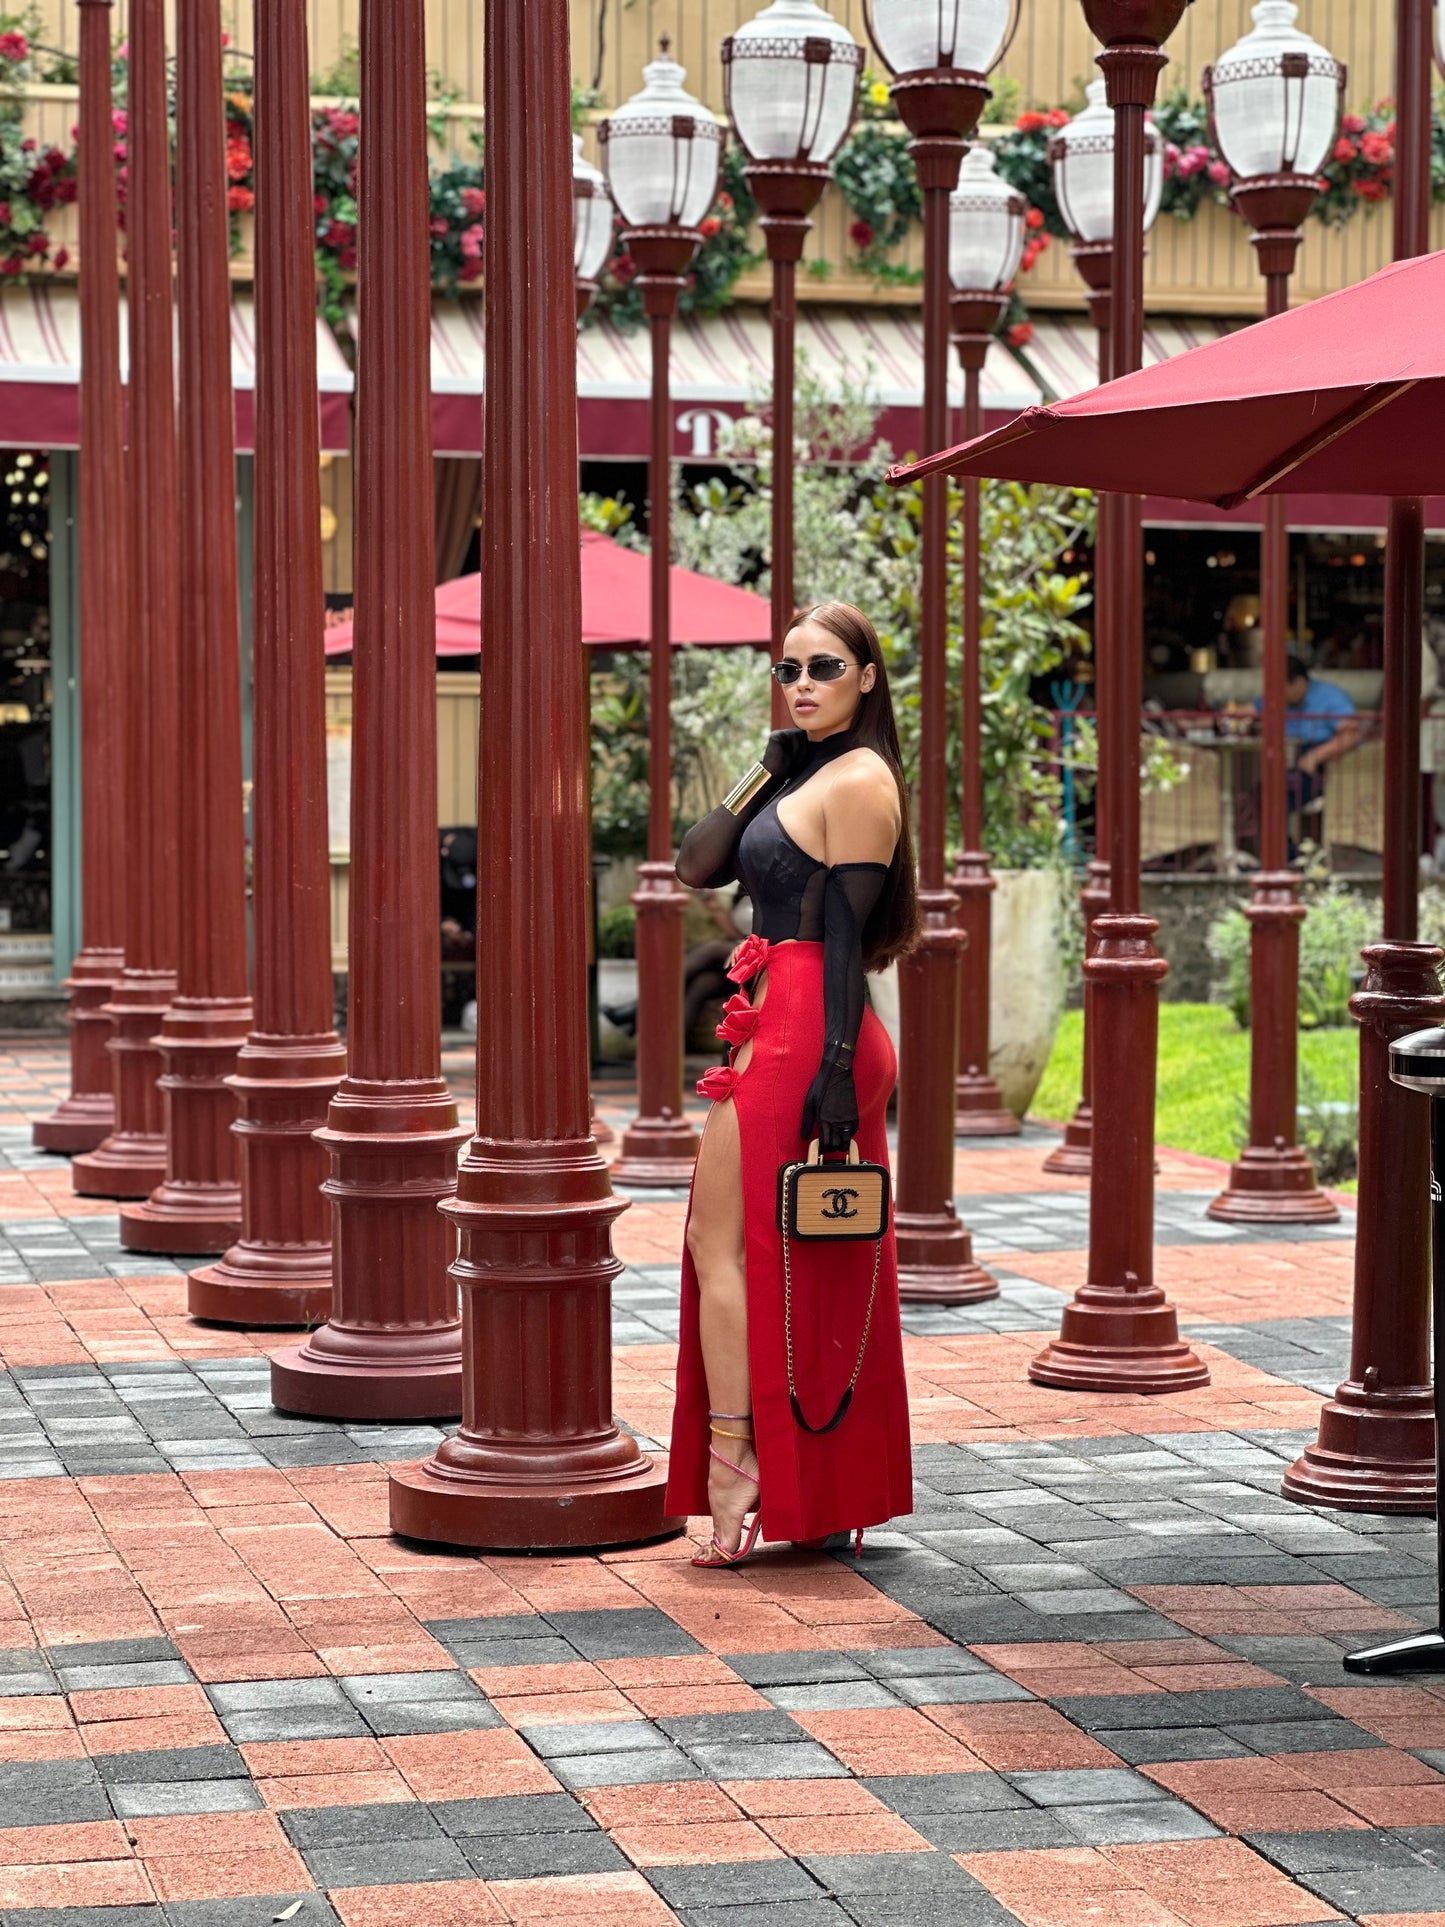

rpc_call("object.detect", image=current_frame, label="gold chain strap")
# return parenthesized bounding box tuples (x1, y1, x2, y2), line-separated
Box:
(782, 1194, 882, 1434)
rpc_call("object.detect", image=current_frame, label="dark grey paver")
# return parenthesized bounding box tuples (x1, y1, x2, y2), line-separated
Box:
(160, 1901, 341, 1927)
(1246, 1828, 1422, 1873)
(685, 1741, 850, 1781)
(1004, 1768, 1168, 1806)
(906, 1807, 1076, 1853)
(280, 1801, 443, 1848)
(648, 1859, 825, 1907)
(862, 1773, 1028, 1815)
(1298, 1866, 1445, 1913)
(551, 1746, 701, 1789)
(1056, 1800, 1221, 1845)
(519, 1718, 671, 1759)
(93, 1744, 249, 1784)
(662, 1711, 809, 1748)
(729, 1653, 869, 1688)
(301, 1838, 472, 1889)
(545, 1607, 704, 1659)
(109, 1780, 264, 1818)
(429, 1793, 595, 1836)
(460, 1827, 632, 1880)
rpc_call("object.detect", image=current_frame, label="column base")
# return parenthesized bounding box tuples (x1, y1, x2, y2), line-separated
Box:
(270, 1333, 462, 1423)
(896, 1207, 999, 1305)
(954, 1070, 1021, 1137)
(1207, 1144, 1340, 1224)
(590, 1107, 614, 1147)
(611, 1117, 699, 1188)
(1029, 1288, 1210, 1395)
(389, 1450, 683, 1552)
(33, 1092, 115, 1156)
(1282, 1382, 1436, 1513)
(118, 1184, 242, 1255)
(187, 1252, 331, 1329)
(1043, 1105, 1093, 1176)
(71, 1133, 167, 1200)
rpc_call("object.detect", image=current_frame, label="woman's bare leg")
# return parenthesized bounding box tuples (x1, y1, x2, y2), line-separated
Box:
(686, 1021, 760, 1554)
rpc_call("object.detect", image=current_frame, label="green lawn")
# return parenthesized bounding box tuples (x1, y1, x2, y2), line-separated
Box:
(1031, 1001, 1359, 1168)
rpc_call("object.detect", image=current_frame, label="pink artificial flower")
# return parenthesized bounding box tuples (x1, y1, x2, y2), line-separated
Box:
(725, 934, 770, 986)
(459, 222, 483, 259)
(715, 993, 761, 1047)
(1341, 113, 1365, 135)
(461, 186, 485, 217)
(1207, 159, 1231, 185)
(697, 1064, 739, 1102)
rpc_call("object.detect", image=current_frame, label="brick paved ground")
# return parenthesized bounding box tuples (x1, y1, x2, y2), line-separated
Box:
(2, 1033, 1441, 1927)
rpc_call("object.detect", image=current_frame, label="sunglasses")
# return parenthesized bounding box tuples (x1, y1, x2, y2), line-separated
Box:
(771, 654, 860, 687)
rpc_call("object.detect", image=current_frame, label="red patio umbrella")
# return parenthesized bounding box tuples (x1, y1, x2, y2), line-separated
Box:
(322, 528, 773, 655)
(888, 250, 1445, 501)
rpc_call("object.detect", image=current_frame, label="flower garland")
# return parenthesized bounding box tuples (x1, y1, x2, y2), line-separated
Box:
(0, 27, 74, 275)
(588, 141, 759, 332)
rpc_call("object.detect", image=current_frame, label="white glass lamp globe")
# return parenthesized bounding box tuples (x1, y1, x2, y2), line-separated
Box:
(722, 0, 863, 165)
(599, 42, 723, 231)
(1205, 0, 1343, 182)
(949, 143, 1025, 292)
(865, 0, 1013, 78)
(1049, 79, 1163, 244)
(572, 135, 614, 283)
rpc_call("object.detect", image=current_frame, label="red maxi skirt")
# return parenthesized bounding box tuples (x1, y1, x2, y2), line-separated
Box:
(665, 935, 913, 1543)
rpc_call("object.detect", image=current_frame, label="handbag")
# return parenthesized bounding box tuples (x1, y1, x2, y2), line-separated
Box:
(775, 1140, 891, 1435)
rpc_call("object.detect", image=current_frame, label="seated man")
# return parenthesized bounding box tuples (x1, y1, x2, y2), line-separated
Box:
(1255, 655, 1360, 840)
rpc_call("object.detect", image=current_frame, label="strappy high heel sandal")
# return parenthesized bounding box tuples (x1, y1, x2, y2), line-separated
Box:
(691, 1410, 762, 1568)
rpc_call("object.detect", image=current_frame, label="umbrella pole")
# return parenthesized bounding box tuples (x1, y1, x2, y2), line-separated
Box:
(72, 0, 178, 1205)
(32, 0, 126, 1157)
(1043, 243, 1112, 1178)
(1030, 10, 1207, 1395)
(188, 0, 345, 1326)
(950, 318, 1019, 1138)
(1283, 0, 1443, 1513)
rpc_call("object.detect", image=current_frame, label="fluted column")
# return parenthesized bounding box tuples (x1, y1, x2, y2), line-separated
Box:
(270, 0, 465, 1421)
(33, 0, 126, 1156)
(187, 0, 347, 1326)
(72, 0, 178, 1202)
(119, 0, 251, 1255)
(389, 0, 679, 1549)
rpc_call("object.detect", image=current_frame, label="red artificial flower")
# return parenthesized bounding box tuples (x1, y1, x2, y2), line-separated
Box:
(1361, 131, 1393, 165)
(227, 185, 254, 212)
(225, 134, 252, 181)
(700, 215, 721, 238)
(1025, 206, 1045, 229)
(0, 203, 10, 227)
(1332, 135, 1357, 163)
(1016, 110, 1047, 132)
(429, 215, 449, 237)
(1008, 321, 1034, 347)
(1020, 239, 1040, 271)
(726, 934, 771, 986)
(314, 194, 326, 216)
(849, 218, 874, 249)
(24, 231, 47, 255)
(461, 186, 485, 217)
(696, 1063, 740, 1102)
(1341, 112, 1365, 135)
(0, 254, 22, 274)
(1048, 109, 1070, 126)
(55, 177, 77, 205)
(324, 218, 355, 248)
(458, 259, 482, 282)
(0, 30, 28, 61)
(1354, 176, 1388, 200)
(338, 244, 357, 269)
(612, 250, 635, 282)
(716, 993, 761, 1047)
(51, 246, 68, 271)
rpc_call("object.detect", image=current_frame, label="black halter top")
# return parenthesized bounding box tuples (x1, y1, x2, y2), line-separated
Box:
(736, 732, 859, 943)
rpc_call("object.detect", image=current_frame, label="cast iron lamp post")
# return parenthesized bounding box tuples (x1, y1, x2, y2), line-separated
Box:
(1204, 1, 1342, 1228)
(1028, 0, 1209, 1394)
(573, 134, 613, 321)
(948, 144, 1024, 1137)
(864, 0, 1011, 1303)
(1285, 0, 1443, 1512)
(601, 45, 721, 1188)
(723, 0, 862, 727)
(33, 0, 126, 1155)
(1041, 78, 1162, 1178)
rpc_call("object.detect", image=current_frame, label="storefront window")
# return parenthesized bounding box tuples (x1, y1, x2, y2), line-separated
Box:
(0, 451, 51, 937)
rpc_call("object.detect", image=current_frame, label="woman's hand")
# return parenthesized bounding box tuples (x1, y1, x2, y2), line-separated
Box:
(762, 728, 809, 782)
(800, 1057, 858, 1156)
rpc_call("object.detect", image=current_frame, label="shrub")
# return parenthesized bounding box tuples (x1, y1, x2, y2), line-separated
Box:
(1207, 883, 1379, 1029)
(1297, 1067, 1358, 1186)
(596, 904, 636, 959)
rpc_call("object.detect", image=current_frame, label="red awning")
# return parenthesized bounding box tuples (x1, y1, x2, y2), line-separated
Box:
(322, 529, 773, 656)
(0, 284, 353, 453)
(889, 250, 1445, 503)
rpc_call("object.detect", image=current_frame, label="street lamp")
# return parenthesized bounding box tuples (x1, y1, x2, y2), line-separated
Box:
(947, 145, 1023, 1138)
(1204, 1, 1342, 1229)
(600, 43, 721, 1187)
(573, 133, 613, 320)
(865, 0, 1011, 1304)
(1041, 79, 1162, 1178)
(1285, 0, 1443, 1514)
(1027, 0, 1208, 1394)
(723, 0, 862, 725)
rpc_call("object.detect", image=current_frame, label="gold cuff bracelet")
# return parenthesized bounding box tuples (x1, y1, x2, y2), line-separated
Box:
(721, 762, 772, 815)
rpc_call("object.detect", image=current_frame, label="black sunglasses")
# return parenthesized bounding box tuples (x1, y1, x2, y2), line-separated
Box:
(771, 654, 860, 687)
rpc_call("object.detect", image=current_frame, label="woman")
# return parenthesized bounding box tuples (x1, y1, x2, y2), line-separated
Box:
(669, 601, 919, 1565)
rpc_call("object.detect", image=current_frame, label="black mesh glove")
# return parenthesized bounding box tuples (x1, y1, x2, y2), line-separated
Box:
(675, 729, 809, 889)
(798, 861, 889, 1155)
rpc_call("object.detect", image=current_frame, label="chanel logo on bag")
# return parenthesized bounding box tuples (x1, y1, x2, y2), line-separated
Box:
(821, 1186, 859, 1219)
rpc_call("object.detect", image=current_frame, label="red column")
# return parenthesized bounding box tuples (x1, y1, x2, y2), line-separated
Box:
(1030, 7, 1207, 1394)
(270, 0, 466, 1422)
(187, 0, 346, 1326)
(119, 0, 251, 1256)
(950, 303, 1018, 1139)
(1283, 0, 1441, 1512)
(612, 230, 702, 1188)
(1044, 243, 1111, 1178)
(389, 0, 678, 1550)
(894, 125, 995, 1306)
(33, 0, 125, 1157)
(72, 0, 178, 1203)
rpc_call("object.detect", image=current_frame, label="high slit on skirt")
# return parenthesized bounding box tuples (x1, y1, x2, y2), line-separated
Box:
(665, 935, 913, 1543)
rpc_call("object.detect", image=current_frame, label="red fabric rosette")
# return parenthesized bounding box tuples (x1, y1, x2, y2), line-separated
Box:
(696, 1064, 740, 1102)
(715, 993, 762, 1047)
(725, 933, 770, 985)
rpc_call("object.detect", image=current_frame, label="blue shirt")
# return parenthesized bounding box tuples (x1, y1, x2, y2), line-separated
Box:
(1253, 678, 1357, 746)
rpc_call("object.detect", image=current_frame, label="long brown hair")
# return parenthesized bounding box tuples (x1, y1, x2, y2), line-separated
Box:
(791, 600, 920, 970)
